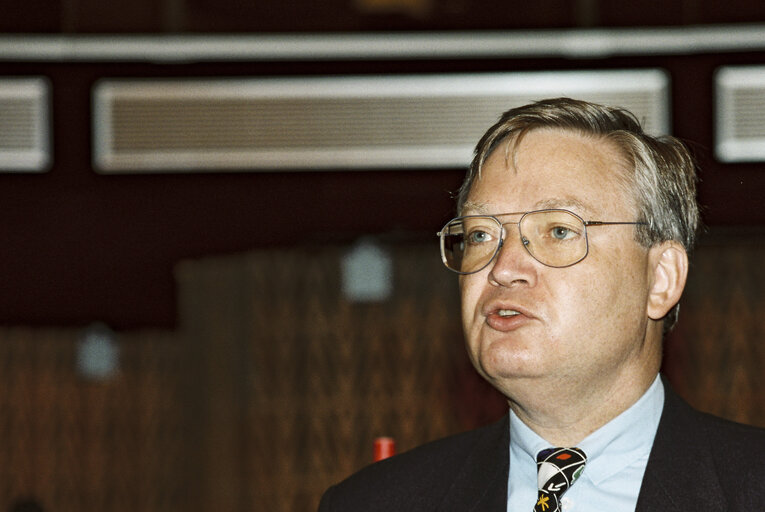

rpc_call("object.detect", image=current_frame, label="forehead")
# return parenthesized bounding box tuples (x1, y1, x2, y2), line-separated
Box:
(466, 128, 634, 217)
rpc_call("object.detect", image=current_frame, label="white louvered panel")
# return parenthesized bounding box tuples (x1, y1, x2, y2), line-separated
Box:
(0, 78, 50, 172)
(716, 66, 765, 163)
(92, 70, 670, 173)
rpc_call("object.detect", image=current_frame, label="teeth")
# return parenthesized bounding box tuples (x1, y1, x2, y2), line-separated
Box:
(497, 310, 520, 317)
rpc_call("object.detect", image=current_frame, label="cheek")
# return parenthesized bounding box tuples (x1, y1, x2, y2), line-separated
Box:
(459, 275, 485, 335)
(458, 277, 476, 320)
(562, 254, 649, 333)
(547, 266, 625, 329)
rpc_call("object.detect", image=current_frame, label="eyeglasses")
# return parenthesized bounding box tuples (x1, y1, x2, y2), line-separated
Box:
(437, 209, 647, 274)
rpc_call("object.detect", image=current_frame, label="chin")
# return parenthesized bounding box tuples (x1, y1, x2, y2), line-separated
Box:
(477, 346, 543, 383)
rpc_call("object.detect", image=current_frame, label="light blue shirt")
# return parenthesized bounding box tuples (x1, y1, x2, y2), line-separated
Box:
(507, 375, 664, 512)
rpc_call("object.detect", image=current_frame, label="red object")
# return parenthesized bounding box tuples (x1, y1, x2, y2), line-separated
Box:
(373, 437, 396, 461)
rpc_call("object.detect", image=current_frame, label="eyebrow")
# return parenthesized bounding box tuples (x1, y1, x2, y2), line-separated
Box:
(461, 198, 594, 216)
(534, 198, 592, 214)
(460, 200, 490, 215)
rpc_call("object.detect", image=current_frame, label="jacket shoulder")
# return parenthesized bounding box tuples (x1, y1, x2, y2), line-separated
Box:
(319, 416, 508, 511)
(701, 410, 765, 468)
(641, 382, 765, 510)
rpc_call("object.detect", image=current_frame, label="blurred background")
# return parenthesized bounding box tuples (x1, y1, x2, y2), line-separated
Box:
(1, 0, 765, 510)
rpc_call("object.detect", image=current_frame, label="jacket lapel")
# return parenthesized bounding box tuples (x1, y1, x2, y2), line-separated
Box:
(636, 379, 726, 512)
(438, 414, 510, 512)
(434, 379, 728, 512)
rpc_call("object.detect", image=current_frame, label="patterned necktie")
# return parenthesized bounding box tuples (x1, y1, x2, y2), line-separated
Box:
(533, 447, 587, 512)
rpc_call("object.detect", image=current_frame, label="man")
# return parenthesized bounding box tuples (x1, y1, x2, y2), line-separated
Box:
(319, 98, 765, 511)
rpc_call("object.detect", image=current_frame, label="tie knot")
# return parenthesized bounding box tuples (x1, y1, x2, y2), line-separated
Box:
(534, 447, 586, 512)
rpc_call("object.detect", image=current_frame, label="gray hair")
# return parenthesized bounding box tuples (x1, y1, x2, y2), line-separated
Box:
(458, 98, 700, 330)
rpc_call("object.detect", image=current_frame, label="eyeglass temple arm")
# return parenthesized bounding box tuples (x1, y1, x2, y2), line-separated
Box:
(584, 221, 648, 227)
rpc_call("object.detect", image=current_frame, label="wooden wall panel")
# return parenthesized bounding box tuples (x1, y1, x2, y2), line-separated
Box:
(2, 234, 764, 511)
(0, 327, 185, 511)
(665, 234, 765, 427)
(175, 242, 506, 511)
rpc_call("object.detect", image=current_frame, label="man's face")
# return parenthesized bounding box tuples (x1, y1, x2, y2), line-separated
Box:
(460, 128, 659, 399)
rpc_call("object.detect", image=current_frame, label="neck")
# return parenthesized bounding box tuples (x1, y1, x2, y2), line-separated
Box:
(508, 369, 659, 446)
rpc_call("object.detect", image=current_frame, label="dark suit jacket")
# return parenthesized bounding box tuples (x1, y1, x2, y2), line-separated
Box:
(319, 382, 765, 511)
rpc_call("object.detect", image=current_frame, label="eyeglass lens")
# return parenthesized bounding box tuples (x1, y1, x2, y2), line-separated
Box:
(440, 210, 589, 273)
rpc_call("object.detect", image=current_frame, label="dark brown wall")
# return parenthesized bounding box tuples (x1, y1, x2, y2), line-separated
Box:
(2, 1, 765, 330)
(2, 48, 765, 328)
(3, 0, 765, 32)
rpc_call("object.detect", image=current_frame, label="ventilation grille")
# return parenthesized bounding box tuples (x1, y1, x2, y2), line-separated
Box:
(0, 78, 50, 172)
(716, 66, 765, 163)
(93, 70, 669, 173)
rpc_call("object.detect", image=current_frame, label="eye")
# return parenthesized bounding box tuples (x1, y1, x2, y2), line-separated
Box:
(467, 230, 493, 245)
(551, 226, 573, 240)
(545, 222, 583, 242)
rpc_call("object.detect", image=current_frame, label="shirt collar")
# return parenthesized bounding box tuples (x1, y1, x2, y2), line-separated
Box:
(509, 374, 664, 485)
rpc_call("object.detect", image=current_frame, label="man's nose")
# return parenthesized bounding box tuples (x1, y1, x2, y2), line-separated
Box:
(488, 228, 537, 286)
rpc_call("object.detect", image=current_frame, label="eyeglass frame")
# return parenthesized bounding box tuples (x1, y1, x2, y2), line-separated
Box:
(437, 208, 648, 275)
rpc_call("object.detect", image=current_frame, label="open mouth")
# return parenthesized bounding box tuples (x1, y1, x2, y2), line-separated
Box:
(497, 309, 521, 317)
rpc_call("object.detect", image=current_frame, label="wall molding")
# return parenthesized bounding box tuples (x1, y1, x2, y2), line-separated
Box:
(2, 25, 765, 62)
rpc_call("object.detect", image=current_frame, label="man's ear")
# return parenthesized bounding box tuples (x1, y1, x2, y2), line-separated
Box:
(647, 241, 688, 320)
